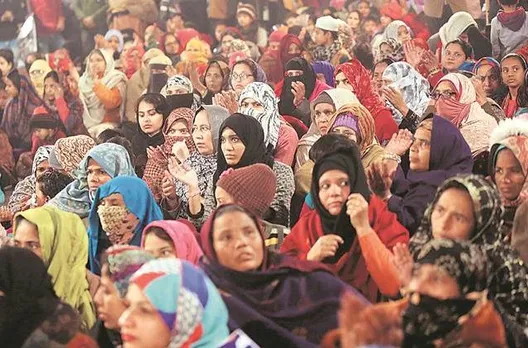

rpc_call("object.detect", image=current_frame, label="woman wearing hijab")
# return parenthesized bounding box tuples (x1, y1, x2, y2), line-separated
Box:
(276, 57, 331, 127)
(0, 247, 96, 348)
(396, 175, 528, 335)
(176, 37, 209, 76)
(48, 143, 136, 219)
(279, 34, 304, 69)
(489, 118, 528, 232)
(183, 113, 294, 229)
(200, 204, 365, 346)
(92, 245, 154, 348)
(50, 135, 96, 176)
(200, 59, 230, 105)
(473, 57, 508, 105)
(132, 93, 169, 177)
(296, 89, 358, 170)
(383, 20, 413, 44)
(143, 107, 195, 207)
(141, 220, 202, 263)
(281, 147, 409, 301)
(88, 176, 163, 275)
(239, 82, 299, 166)
(329, 103, 386, 169)
(29, 59, 52, 98)
(369, 116, 473, 234)
(1, 69, 45, 151)
(121, 258, 229, 347)
(13, 206, 97, 330)
(335, 60, 398, 145)
(160, 74, 200, 112)
(432, 73, 498, 156)
(104, 29, 124, 60)
(381, 62, 430, 131)
(7, 146, 53, 215)
(166, 105, 229, 221)
(79, 49, 127, 137)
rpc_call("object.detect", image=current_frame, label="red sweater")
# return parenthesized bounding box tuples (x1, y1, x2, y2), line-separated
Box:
(31, 0, 63, 35)
(281, 195, 409, 302)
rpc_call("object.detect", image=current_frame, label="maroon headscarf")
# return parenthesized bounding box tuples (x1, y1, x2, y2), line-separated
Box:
(279, 34, 304, 69)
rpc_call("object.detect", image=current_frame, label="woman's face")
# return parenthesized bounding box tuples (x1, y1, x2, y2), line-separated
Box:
(494, 148, 526, 201)
(0, 56, 12, 76)
(269, 41, 281, 51)
(379, 43, 393, 57)
(431, 188, 475, 241)
(120, 284, 171, 348)
(409, 127, 431, 172)
(221, 35, 235, 54)
(138, 101, 164, 136)
(335, 72, 355, 93)
(43, 77, 59, 103)
(87, 158, 112, 192)
(442, 43, 466, 72)
(476, 64, 500, 97)
(220, 128, 246, 166)
(501, 56, 526, 89)
(313, 102, 335, 135)
(35, 159, 50, 178)
(192, 110, 214, 156)
(94, 265, 127, 329)
(166, 119, 190, 137)
(358, 1, 370, 18)
(165, 85, 190, 96)
(288, 43, 302, 55)
(398, 26, 411, 43)
(89, 52, 107, 78)
(4, 76, 18, 98)
(231, 63, 255, 95)
(408, 264, 461, 299)
(14, 219, 43, 260)
(205, 64, 224, 93)
(164, 34, 180, 55)
(215, 186, 235, 207)
(143, 232, 177, 259)
(331, 126, 358, 144)
(347, 12, 360, 30)
(240, 97, 264, 112)
(215, 24, 227, 42)
(237, 13, 253, 28)
(212, 210, 264, 272)
(373, 62, 389, 92)
(107, 35, 121, 53)
(318, 169, 351, 216)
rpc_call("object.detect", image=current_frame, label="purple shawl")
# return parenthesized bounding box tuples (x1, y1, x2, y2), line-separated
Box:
(199, 205, 368, 347)
(312, 61, 335, 87)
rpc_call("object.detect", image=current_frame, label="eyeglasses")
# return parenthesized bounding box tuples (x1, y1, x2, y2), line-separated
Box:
(431, 90, 457, 100)
(231, 72, 252, 82)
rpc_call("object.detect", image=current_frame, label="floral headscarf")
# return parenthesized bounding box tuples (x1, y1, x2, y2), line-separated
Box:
(239, 82, 281, 149)
(160, 75, 193, 96)
(382, 62, 430, 125)
(53, 135, 96, 176)
(375, 38, 404, 63)
(383, 20, 412, 43)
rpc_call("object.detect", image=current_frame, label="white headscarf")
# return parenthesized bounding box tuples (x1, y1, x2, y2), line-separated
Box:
(439, 12, 477, 46)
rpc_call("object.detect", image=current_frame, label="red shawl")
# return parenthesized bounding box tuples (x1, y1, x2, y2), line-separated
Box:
(281, 195, 409, 302)
(335, 60, 398, 144)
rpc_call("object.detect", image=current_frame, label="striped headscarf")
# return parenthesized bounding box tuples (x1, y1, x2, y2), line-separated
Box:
(130, 259, 229, 347)
(239, 82, 281, 150)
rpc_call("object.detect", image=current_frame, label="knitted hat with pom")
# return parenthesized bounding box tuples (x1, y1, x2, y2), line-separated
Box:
(30, 106, 59, 129)
(237, 3, 257, 20)
(216, 163, 276, 217)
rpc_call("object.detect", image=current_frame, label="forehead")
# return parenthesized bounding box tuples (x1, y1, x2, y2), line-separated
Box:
(233, 63, 251, 73)
(319, 169, 348, 181)
(445, 42, 463, 51)
(101, 193, 125, 204)
(87, 158, 103, 168)
(435, 80, 456, 91)
(314, 102, 334, 110)
(501, 57, 523, 68)
(476, 64, 494, 75)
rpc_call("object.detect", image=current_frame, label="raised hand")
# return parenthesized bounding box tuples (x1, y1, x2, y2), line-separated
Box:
(172, 141, 190, 163)
(392, 243, 414, 288)
(291, 81, 306, 106)
(307, 234, 344, 262)
(366, 161, 393, 200)
(403, 41, 423, 68)
(385, 129, 413, 156)
(167, 157, 199, 189)
(346, 193, 370, 232)
(382, 86, 408, 115)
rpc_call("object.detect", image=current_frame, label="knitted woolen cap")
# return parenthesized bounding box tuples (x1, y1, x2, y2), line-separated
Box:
(237, 3, 257, 20)
(217, 164, 277, 217)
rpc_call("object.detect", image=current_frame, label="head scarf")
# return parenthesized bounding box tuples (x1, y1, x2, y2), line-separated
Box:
(279, 34, 303, 68)
(88, 176, 163, 274)
(312, 61, 335, 87)
(203, 60, 230, 102)
(199, 204, 350, 346)
(403, 239, 489, 348)
(181, 38, 209, 64)
(160, 75, 200, 112)
(47, 143, 136, 218)
(79, 49, 127, 130)
(279, 57, 317, 115)
(14, 207, 96, 329)
(29, 59, 52, 98)
(142, 221, 203, 264)
(329, 103, 376, 153)
(439, 12, 478, 46)
(312, 147, 371, 262)
(121, 44, 145, 79)
(383, 20, 412, 43)
(473, 57, 500, 75)
(201, 105, 230, 153)
(160, 74, 193, 95)
(335, 60, 388, 122)
(213, 113, 274, 188)
(0, 247, 59, 347)
(382, 62, 431, 124)
(375, 37, 405, 63)
(162, 107, 196, 151)
(489, 118, 528, 207)
(52, 135, 96, 176)
(230, 59, 268, 86)
(104, 29, 124, 53)
(130, 259, 229, 346)
(1, 71, 44, 149)
(103, 245, 154, 297)
(239, 82, 281, 149)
